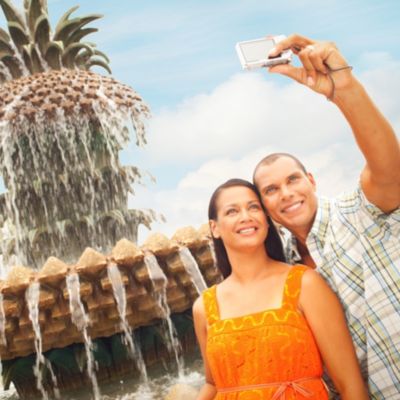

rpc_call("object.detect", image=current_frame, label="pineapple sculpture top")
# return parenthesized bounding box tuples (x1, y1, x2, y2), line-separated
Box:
(0, 0, 156, 270)
(1, 0, 110, 75)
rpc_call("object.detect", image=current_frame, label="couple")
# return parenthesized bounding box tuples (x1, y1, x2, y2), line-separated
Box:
(193, 34, 400, 399)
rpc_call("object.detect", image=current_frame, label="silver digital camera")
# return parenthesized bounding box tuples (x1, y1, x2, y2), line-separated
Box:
(236, 35, 292, 70)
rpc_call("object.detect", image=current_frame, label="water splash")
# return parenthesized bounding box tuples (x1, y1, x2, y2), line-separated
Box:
(144, 254, 184, 377)
(178, 248, 207, 294)
(66, 273, 100, 400)
(106, 263, 148, 382)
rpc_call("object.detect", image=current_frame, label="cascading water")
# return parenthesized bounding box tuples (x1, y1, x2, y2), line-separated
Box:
(107, 263, 148, 382)
(144, 254, 184, 377)
(25, 282, 50, 399)
(178, 248, 207, 294)
(66, 273, 100, 400)
(0, 68, 155, 273)
(0, 291, 6, 388)
(0, 292, 6, 347)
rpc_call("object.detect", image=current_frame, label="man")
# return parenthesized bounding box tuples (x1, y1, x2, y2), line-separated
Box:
(253, 34, 400, 399)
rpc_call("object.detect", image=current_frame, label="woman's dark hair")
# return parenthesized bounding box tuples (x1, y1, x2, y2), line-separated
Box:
(208, 178, 285, 278)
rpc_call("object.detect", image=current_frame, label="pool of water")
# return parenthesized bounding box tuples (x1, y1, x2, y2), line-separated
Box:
(0, 356, 204, 400)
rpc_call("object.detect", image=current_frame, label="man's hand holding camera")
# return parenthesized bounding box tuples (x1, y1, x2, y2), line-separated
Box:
(268, 34, 354, 101)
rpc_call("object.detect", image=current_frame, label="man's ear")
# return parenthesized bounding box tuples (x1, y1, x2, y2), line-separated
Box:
(307, 172, 317, 190)
(209, 220, 220, 239)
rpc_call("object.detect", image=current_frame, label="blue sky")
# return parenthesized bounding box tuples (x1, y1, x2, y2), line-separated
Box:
(2, 0, 400, 242)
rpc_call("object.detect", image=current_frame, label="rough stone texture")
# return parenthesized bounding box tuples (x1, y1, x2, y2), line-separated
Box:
(0, 225, 221, 361)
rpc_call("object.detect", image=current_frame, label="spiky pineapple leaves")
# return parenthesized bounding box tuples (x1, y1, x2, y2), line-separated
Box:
(0, 0, 111, 79)
(34, 14, 50, 55)
(45, 40, 63, 70)
(54, 13, 102, 43)
(27, 0, 45, 36)
(0, 0, 25, 27)
(0, 28, 13, 57)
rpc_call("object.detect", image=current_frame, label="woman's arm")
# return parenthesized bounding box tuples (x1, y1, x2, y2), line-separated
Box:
(192, 296, 217, 400)
(299, 270, 369, 400)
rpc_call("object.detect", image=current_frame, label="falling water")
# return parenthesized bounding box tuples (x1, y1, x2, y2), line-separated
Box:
(66, 273, 100, 400)
(144, 254, 184, 377)
(0, 292, 6, 346)
(25, 281, 50, 399)
(107, 263, 148, 381)
(0, 291, 6, 389)
(0, 69, 152, 271)
(178, 248, 207, 294)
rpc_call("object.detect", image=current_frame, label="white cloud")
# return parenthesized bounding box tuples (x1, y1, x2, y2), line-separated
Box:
(143, 71, 348, 166)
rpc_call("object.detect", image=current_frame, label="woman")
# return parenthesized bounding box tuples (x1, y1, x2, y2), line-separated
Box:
(193, 179, 368, 400)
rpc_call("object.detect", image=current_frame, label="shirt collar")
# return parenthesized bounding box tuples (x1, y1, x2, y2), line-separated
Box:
(307, 196, 331, 247)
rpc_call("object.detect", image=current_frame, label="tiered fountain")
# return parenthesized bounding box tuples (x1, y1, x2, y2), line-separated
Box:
(0, 1, 221, 398)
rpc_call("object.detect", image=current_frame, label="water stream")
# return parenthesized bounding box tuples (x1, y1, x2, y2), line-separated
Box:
(0, 292, 6, 393)
(106, 264, 148, 382)
(178, 248, 207, 294)
(25, 282, 50, 400)
(144, 254, 184, 377)
(0, 293, 6, 347)
(66, 273, 100, 400)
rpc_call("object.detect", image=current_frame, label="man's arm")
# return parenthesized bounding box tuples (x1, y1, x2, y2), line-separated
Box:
(334, 78, 400, 213)
(269, 34, 400, 213)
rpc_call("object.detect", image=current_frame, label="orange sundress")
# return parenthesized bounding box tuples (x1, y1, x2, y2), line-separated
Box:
(203, 265, 329, 400)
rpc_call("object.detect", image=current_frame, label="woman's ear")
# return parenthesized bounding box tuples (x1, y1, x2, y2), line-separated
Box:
(209, 220, 220, 239)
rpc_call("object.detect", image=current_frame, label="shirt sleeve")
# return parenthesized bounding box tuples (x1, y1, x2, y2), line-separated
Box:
(336, 185, 400, 239)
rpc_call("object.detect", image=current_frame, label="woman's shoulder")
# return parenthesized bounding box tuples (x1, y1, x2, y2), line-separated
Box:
(297, 266, 335, 308)
(192, 284, 217, 316)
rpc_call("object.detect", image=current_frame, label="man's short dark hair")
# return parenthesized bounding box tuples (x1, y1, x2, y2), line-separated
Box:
(253, 153, 307, 185)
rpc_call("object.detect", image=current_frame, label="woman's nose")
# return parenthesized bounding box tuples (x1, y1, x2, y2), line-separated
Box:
(238, 208, 252, 221)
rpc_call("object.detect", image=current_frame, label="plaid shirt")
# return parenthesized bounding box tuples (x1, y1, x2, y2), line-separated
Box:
(285, 186, 400, 399)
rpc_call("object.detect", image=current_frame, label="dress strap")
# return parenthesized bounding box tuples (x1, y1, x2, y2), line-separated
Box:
(281, 265, 309, 311)
(202, 285, 219, 325)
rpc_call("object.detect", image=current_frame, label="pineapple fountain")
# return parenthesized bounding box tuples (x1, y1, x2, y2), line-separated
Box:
(0, 0, 156, 268)
(0, 1, 221, 398)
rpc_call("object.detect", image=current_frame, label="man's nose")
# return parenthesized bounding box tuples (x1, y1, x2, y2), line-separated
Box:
(280, 185, 294, 200)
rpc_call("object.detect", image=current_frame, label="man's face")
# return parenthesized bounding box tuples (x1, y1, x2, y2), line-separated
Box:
(254, 156, 318, 238)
